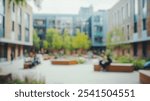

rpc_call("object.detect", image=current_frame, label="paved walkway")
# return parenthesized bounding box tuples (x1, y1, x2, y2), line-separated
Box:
(0, 58, 140, 84)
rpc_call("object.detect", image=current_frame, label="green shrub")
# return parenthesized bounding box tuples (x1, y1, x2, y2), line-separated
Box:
(146, 58, 150, 62)
(8, 76, 45, 84)
(117, 56, 133, 63)
(77, 58, 86, 64)
(133, 59, 146, 70)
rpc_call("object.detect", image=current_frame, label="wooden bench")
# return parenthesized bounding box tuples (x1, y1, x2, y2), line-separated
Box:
(139, 70, 150, 84)
(51, 60, 78, 65)
(94, 63, 134, 72)
(24, 61, 32, 69)
(94, 65, 102, 71)
(106, 63, 134, 72)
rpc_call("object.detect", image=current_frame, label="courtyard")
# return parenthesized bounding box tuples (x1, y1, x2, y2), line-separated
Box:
(0, 56, 139, 84)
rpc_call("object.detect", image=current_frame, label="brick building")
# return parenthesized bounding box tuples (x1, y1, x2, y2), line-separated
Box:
(108, 0, 150, 57)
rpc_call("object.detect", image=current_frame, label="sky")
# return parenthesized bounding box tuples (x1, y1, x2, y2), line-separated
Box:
(29, 0, 120, 14)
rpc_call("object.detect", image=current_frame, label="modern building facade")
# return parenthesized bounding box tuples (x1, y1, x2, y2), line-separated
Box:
(0, 0, 33, 61)
(90, 10, 108, 49)
(108, 0, 150, 57)
(33, 14, 77, 40)
(33, 6, 108, 50)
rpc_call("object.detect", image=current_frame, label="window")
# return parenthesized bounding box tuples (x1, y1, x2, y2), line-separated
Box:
(94, 16, 100, 22)
(143, 18, 146, 30)
(0, 0, 4, 14)
(127, 25, 130, 40)
(25, 13, 30, 28)
(94, 25, 103, 33)
(12, 3, 15, 12)
(25, 13, 30, 42)
(0, 15, 4, 37)
(134, 22, 137, 33)
(94, 36, 103, 43)
(142, 42, 147, 57)
(142, 0, 146, 8)
(133, 43, 138, 56)
(18, 25, 21, 41)
(25, 29, 29, 42)
(18, 8, 22, 24)
(12, 21, 14, 31)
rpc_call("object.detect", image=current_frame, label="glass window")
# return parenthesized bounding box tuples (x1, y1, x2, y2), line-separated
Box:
(18, 8, 22, 24)
(25, 13, 30, 28)
(25, 29, 29, 42)
(143, 0, 146, 8)
(18, 25, 21, 41)
(0, 0, 4, 14)
(0, 15, 4, 37)
(12, 21, 14, 31)
(94, 36, 103, 43)
(143, 18, 146, 30)
(134, 22, 137, 33)
(94, 16, 100, 22)
(12, 2, 15, 12)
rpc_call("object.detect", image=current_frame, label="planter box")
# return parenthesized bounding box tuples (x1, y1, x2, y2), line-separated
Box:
(51, 60, 78, 65)
(94, 65, 102, 71)
(139, 70, 150, 84)
(24, 62, 32, 69)
(106, 63, 134, 72)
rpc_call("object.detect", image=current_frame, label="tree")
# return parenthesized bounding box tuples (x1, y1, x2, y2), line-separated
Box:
(51, 32, 63, 50)
(72, 32, 91, 50)
(63, 31, 72, 51)
(33, 30, 40, 50)
(106, 28, 130, 56)
(43, 40, 49, 50)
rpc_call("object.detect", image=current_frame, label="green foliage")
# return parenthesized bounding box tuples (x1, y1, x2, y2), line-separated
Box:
(72, 32, 91, 50)
(33, 30, 40, 50)
(43, 40, 49, 50)
(106, 28, 130, 55)
(133, 59, 146, 70)
(9, 0, 26, 5)
(117, 56, 133, 63)
(77, 58, 86, 64)
(46, 29, 56, 48)
(45, 28, 91, 53)
(51, 32, 63, 50)
(7, 76, 45, 84)
(63, 31, 72, 51)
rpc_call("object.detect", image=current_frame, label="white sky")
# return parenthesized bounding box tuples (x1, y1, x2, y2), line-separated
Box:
(29, 0, 120, 14)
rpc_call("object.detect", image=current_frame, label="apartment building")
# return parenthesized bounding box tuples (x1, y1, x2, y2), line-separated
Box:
(33, 14, 77, 40)
(108, 0, 150, 57)
(0, 0, 33, 61)
(33, 6, 108, 50)
(90, 10, 108, 49)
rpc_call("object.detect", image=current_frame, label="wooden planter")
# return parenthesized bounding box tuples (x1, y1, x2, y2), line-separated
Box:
(94, 65, 102, 71)
(139, 70, 150, 84)
(24, 62, 32, 69)
(106, 63, 134, 72)
(51, 60, 78, 65)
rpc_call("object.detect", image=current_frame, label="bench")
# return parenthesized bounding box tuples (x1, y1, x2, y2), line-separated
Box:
(94, 63, 134, 72)
(24, 61, 32, 69)
(139, 70, 150, 84)
(94, 65, 102, 71)
(106, 63, 134, 72)
(51, 60, 78, 65)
